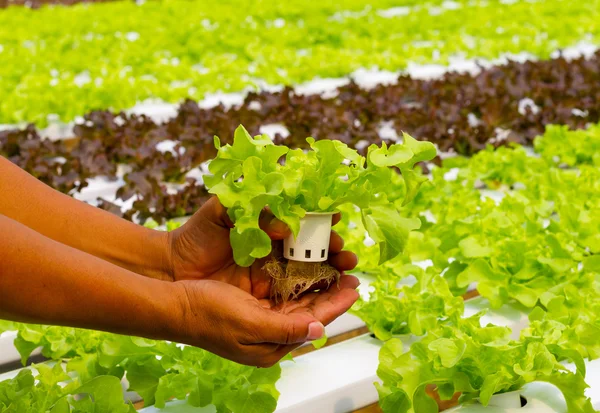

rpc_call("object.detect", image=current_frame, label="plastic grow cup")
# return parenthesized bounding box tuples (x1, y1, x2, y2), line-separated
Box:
(283, 212, 335, 262)
(486, 391, 524, 408)
(446, 390, 527, 412)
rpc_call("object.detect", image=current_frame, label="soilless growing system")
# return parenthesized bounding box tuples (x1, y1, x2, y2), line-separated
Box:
(2, 0, 600, 412)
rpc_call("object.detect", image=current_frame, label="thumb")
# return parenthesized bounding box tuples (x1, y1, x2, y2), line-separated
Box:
(254, 310, 324, 345)
(259, 210, 291, 240)
(198, 197, 290, 240)
(188, 196, 233, 229)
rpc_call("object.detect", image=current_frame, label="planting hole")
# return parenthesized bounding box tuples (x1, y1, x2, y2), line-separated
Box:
(289, 248, 294, 257)
(520, 396, 527, 407)
(305, 250, 311, 259)
(321, 249, 326, 258)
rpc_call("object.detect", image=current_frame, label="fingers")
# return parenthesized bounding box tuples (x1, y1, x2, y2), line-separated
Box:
(259, 211, 291, 240)
(253, 310, 324, 345)
(296, 275, 360, 325)
(195, 196, 233, 229)
(304, 278, 336, 293)
(337, 274, 361, 290)
(303, 273, 360, 294)
(250, 257, 272, 299)
(241, 275, 360, 366)
(273, 275, 360, 322)
(332, 212, 341, 226)
(328, 251, 358, 272)
(245, 343, 299, 368)
(309, 285, 360, 326)
(292, 232, 356, 293)
(329, 231, 344, 253)
(199, 198, 291, 239)
(328, 231, 358, 271)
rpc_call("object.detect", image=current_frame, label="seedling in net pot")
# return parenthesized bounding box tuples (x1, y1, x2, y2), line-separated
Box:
(204, 125, 436, 301)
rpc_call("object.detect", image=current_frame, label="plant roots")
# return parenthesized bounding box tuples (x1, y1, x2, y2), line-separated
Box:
(264, 258, 340, 302)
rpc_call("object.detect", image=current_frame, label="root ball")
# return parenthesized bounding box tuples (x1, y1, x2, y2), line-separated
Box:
(264, 258, 340, 302)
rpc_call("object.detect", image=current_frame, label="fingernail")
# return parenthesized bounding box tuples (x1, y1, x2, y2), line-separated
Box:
(307, 322, 324, 340)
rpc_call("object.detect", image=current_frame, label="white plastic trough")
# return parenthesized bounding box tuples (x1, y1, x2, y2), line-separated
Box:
(0, 332, 19, 367)
(73, 176, 125, 203)
(0, 331, 42, 368)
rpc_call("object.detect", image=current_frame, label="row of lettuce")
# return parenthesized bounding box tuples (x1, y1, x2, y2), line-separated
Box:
(1, 0, 599, 125)
(1, 123, 600, 411)
(3, 50, 600, 225)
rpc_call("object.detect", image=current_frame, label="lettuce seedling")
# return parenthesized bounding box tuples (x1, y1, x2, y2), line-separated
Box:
(205, 125, 436, 299)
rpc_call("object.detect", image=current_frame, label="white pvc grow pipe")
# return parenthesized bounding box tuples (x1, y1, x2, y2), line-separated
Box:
(0, 331, 42, 367)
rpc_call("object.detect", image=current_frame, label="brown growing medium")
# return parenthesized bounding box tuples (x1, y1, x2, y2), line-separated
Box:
(264, 258, 340, 302)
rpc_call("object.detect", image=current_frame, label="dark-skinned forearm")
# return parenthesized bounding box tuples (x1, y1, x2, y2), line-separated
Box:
(0, 214, 178, 339)
(0, 157, 172, 281)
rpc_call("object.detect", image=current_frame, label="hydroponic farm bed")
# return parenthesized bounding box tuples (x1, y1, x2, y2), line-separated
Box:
(2, 0, 600, 412)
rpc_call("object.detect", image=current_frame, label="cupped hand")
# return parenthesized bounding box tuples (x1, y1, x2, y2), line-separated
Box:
(166, 197, 358, 298)
(169, 274, 360, 367)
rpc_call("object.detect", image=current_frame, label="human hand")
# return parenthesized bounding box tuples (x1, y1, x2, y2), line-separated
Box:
(167, 274, 360, 367)
(166, 197, 358, 298)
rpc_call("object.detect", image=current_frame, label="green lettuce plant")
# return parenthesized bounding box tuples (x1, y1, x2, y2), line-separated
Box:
(376, 307, 596, 413)
(346, 123, 600, 411)
(0, 364, 136, 413)
(204, 125, 436, 267)
(2, 322, 283, 413)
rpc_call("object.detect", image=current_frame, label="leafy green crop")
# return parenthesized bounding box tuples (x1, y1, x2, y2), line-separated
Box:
(0, 364, 137, 413)
(353, 264, 464, 342)
(0, 320, 16, 334)
(373, 266, 600, 412)
(344, 123, 600, 411)
(1, 0, 599, 124)
(205, 125, 436, 266)
(347, 140, 600, 309)
(376, 307, 596, 413)
(534, 124, 600, 167)
(1, 323, 283, 413)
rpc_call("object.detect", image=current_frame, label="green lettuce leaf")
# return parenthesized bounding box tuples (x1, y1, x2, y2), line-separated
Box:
(205, 125, 436, 266)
